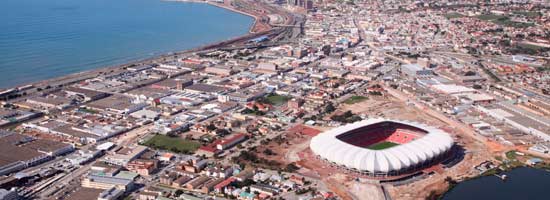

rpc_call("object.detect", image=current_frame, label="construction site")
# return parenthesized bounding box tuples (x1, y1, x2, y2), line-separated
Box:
(254, 88, 502, 200)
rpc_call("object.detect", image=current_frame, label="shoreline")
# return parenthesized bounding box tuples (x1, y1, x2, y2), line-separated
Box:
(1, 0, 279, 91)
(162, 0, 263, 34)
(206, 2, 262, 33)
(436, 163, 550, 199)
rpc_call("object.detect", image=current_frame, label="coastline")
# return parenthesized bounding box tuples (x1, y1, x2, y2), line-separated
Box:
(436, 162, 550, 199)
(162, 0, 263, 34)
(206, 2, 262, 33)
(1, 0, 278, 91)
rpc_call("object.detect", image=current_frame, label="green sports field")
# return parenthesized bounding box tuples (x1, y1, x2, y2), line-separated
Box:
(143, 134, 201, 153)
(367, 141, 399, 150)
(343, 95, 368, 104)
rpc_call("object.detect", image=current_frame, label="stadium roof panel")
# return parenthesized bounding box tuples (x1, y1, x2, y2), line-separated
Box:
(310, 118, 454, 174)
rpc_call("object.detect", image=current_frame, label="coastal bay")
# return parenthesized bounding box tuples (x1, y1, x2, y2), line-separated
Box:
(0, 0, 253, 88)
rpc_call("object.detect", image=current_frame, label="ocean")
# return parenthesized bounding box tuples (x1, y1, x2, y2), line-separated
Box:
(0, 0, 253, 88)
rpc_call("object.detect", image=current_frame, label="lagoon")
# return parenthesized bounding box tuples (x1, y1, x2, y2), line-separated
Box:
(442, 167, 550, 200)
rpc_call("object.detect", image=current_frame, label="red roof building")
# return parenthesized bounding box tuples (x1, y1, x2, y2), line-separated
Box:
(214, 177, 236, 193)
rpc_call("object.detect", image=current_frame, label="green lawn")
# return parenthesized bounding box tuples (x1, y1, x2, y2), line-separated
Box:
(517, 43, 547, 51)
(143, 134, 201, 153)
(476, 14, 505, 21)
(265, 94, 290, 106)
(475, 14, 533, 28)
(343, 96, 368, 105)
(510, 43, 549, 56)
(513, 11, 541, 18)
(367, 141, 399, 150)
(505, 150, 517, 160)
(444, 12, 464, 19)
(78, 107, 98, 114)
(495, 20, 533, 28)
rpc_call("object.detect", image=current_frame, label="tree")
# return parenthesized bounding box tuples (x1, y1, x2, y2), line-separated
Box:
(285, 163, 300, 172)
(167, 132, 179, 137)
(238, 151, 258, 163)
(215, 129, 230, 136)
(369, 91, 383, 96)
(174, 189, 184, 197)
(206, 124, 216, 131)
(464, 71, 476, 76)
(444, 176, 457, 185)
(331, 111, 360, 123)
(342, 111, 353, 118)
(263, 149, 275, 156)
(241, 108, 254, 114)
(310, 187, 317, 196)
(324, 102, 336, 113)
(309, 115, 317, 121)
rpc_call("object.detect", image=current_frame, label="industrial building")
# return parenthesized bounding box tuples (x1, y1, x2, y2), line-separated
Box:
(0, 132, 70, 176)
(401, 63, 434, 78)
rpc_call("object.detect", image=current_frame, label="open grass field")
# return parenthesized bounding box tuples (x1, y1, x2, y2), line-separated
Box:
(517, 43, 547, 51)
(78, 107, 98, 114)
(444, 12, 464, 19)
(505, 150, 517, 160)
(513, 11, 541, 18)
(367, 141, 399, 150)
(343, 95, 368, 105)
(475, 14, 533, 28)
(265, 94, 290, 106)
(143, 134, 201, 153)
(476, 14, 505, 21)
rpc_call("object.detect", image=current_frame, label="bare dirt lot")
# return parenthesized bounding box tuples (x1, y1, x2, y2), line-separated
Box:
(254, 125, 320, 166)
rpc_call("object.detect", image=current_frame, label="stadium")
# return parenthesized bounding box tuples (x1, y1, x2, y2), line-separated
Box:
(309, 118, 454, 177)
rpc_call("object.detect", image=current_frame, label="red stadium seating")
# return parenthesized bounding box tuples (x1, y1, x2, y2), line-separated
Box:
(337, 122, 426, 148)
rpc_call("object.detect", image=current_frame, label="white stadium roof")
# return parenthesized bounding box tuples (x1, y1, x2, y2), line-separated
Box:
(309, 118, 454, 173)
